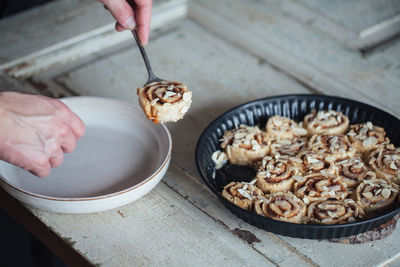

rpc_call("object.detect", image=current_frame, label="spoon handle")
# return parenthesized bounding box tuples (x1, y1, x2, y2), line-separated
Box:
(131, 30, 161, 84)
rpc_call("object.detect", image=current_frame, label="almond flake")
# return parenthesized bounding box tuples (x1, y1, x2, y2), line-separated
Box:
(249, 179, 257, 185)
(238, 189, 252, 200)
(164, 91, 177, 98)
(274, 119, 283, 127)
(234, 132, 247, 139)
(298, 186, 307, 194)
(150, 98, 159, 106)
(362, 192, 373, 198)
(167, 85, 174, 91)
(242, 184, 248, 191)
(321, 218, 333, 223)
(374, 188, 382, 196)
(363, 136, 378, 147)
(366, 122, 373, 130)
(381, 188, 391, 198)
(390, 162, 398, 170)
(348, 217, 356, 223)
(303, 197, 310, 205)
(294, 176, 306, 182)
(327, 211, 338, 218)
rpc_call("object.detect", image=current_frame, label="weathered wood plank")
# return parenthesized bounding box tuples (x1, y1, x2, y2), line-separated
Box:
(163, 164, 317, 267)
(29, 178, 276, 266)
(282, 0, 400, 50)
(189, 0, 400, 118)
(0, 0, 188, 78)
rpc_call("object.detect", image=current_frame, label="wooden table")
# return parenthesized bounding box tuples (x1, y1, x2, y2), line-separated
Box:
(1, 0, 400, 266)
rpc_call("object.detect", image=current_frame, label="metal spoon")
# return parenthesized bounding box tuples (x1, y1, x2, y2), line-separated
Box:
(131, 30, 163, 85)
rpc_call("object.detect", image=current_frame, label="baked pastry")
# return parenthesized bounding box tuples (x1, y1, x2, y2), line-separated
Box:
(307, 199, 365, 224)
(220, 125, 270, 166)
(308, 134, 356, 162)
(368, 145, 400, 184)
(254, 192, 307, 223)
(211, 150, 227, 170)
(347, 123, 390, 154)
(269, 137, 308, 157)
(266, 115, 307, 139)
(355, 179, 398, 213)
(256, 155, 301, 193)
(332, 157, 372, 188)
(293, 173, 348, 204)
(295, 151, 332, 174)
(137, 81, 192, 123)
(222, 182, 264, 211)
(304, 110, 349, 135)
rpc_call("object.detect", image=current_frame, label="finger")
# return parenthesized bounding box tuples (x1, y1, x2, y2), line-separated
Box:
(49, 149, 64, 168)
(103, 0, 135, 30)
(115, 22, 126, 32)
(70, 112, 85, 140)
(61, 131, 77, 153)
(134, 0, 153, 45)
(30, 154, 51, 178)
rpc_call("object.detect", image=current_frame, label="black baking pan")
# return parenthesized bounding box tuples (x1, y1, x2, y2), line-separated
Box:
(195, 94, 400, 239)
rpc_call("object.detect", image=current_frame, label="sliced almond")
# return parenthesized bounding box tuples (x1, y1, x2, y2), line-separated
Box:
(381, 188, 391, 199)
(150, 98, 159, 106)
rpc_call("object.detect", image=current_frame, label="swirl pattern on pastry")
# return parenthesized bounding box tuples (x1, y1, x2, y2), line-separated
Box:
(137, 81, 192, 123)
(266, 115, 308, 139)
(270, 137, 308, 157)
(294, 173, 348, 204)
(368, 145, 400, 184)
(307, 199, 365, 224)
(347, 122, 390, 153)
(304, 110, 349, 135)
(254, 192, 307, 223)
(355, 179, 399, 213)
(256, 155, 301, 193)
(221, 125, 270, 166)
(222, 182, 264, 211)
(308, 134, 356, 162)
(332, 157, 371, 188)
(295, 151, 332, 174)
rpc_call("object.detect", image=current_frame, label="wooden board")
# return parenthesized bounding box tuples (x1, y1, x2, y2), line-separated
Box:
(189, 0, 400, 118)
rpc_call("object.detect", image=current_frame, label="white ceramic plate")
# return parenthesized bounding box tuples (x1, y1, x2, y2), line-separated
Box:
(0, 97, 171, 214)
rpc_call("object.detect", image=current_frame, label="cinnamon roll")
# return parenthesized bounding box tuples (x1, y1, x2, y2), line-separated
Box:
(256, 155, 301, 193)
(295, 151, 332, 174)
(307, 199, 365, 224)
(347, 123, 390, 154)
(222, 182, 264, 211)
(333, 157, 371, 188)
(304, 110, 349, 135)
(269, 137, 308, 157)
(137, 81, 192, 123)
(308, 134, 356, 162)
(368, 145, 400, 185)
(254, 192, 307, 223)
(294, 173, 348, 204)
(355, 179, 398, 213)
(266, 115, 308, 139)
(221, 125, 270, 166)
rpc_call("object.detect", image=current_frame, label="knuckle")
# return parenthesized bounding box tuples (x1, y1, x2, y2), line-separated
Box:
(57, 123, 70, 137)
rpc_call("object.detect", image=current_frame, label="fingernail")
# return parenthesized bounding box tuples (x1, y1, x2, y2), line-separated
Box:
(124, 16, 136, 30)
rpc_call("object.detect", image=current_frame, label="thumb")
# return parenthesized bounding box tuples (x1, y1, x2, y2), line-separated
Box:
(102, 0, 135, 30)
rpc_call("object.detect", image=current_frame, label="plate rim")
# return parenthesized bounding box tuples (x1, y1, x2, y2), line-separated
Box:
(0, 96, 172, 202)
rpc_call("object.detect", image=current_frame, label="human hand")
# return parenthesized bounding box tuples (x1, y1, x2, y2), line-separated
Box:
(99, 0, 153, 45)
(0, 92, 85, 177)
